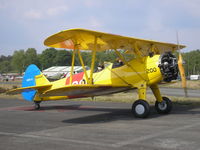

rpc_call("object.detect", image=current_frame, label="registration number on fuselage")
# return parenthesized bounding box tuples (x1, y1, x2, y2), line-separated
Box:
(146, 67, 157, 74)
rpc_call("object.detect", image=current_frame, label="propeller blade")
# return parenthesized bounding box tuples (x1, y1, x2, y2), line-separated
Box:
(178, 53, 188, 97)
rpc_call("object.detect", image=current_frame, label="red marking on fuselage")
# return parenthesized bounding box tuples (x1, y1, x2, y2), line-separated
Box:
(66, 72, 84, 85)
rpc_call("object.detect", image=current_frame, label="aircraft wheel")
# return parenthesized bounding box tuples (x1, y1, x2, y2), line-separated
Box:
(34, 102, 41, 110)
(155, 97, 172, 114)
(132, 100, 150, 118)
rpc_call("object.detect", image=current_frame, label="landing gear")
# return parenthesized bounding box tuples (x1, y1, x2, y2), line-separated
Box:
(34, 101, 41, 110)
(150, 84, 173, 115)
(155, 97, 172, 114)
(132, 100, 150, 118)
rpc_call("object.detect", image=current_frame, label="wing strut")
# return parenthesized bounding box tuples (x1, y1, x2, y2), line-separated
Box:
(70, 46, 76, 84)
(89, 36, 97, 84)
(77, 49, 89, 83)
(114, 49, 147, 82)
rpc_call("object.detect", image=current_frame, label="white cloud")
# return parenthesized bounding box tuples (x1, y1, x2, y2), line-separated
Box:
(24, 5, 68, 20)
(46, 6, 68, 16)
(84, 0, 102, 7)
(25, 10, 43, 19)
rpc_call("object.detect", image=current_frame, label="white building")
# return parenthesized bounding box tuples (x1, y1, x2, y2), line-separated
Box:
(42, 66, 89, 79)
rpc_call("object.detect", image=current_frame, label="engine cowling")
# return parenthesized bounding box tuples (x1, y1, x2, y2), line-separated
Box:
(158, 52, 178, 82)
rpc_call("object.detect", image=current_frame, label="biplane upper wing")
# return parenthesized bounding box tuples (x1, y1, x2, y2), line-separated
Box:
(44, 28, 186, 56)
(42, 84, 132, 97)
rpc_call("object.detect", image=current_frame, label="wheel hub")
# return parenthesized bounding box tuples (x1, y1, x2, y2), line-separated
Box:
(135, 104, 145, 115)
(158, 101, 167, 110)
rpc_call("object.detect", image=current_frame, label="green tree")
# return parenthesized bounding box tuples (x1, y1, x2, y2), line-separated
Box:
(0, 55, 12, 62)
(81, 52, 92, 66)
(25, 48, 38, 67)
(183, 49, 200, 76)
(11, 50, 26, 74)
(53, 50, 72, 66)
(39, 48, 57, 69)
(0, 61, 12, 74)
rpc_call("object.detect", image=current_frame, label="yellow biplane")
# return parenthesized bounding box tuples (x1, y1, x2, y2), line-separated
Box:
(8, 28, 186, 118)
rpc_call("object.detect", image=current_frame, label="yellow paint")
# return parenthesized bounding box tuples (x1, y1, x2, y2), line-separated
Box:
(70, 48, 76, 84)
(89, 36, 97, 84)
(77, 49, 89, 83)
(146, 55, 163, 85)
(31, 55, 162, 101)
(178, 53, 186, 88)
(9, 29, 186, 103)
(35, 74, 50, 86)
(44, 28, 186, 54)
(8, 54, 169, 103)
(150, 84, 162, 102)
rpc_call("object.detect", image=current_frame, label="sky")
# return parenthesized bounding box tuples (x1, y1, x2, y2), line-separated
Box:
(0, 0, 200, 56)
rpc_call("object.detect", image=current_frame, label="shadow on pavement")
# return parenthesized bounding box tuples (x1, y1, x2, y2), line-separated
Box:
(62, 102, 200, 124)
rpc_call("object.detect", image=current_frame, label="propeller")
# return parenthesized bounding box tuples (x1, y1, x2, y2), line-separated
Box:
(177, 32, 188, 97)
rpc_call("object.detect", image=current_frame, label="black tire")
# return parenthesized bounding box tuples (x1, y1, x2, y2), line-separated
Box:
(155, 97, 172, 114)
(132, 100, 150, 118)
(34, 102, 41, 110)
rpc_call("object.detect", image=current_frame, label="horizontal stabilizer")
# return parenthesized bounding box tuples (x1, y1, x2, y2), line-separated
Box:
(7, 84, 52, 95)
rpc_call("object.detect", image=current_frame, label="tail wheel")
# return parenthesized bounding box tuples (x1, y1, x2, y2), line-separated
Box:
(132, 100, 150, 118)
(34, 102, 41, 110)
(155, 97, 172, 114)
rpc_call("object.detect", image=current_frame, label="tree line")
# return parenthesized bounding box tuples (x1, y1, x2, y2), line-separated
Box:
(0, 48, 200, 76)
(182, 50, 200, 75)
(0, 48, 118, 74)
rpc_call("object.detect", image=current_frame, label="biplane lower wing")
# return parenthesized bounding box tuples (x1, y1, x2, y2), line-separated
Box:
(42, 84, 132, 97)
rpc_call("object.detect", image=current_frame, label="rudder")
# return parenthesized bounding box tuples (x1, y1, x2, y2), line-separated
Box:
(22, 64, 42, 101)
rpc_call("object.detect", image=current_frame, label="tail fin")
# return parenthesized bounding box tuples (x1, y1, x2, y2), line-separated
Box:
(22, 64, 50, 101)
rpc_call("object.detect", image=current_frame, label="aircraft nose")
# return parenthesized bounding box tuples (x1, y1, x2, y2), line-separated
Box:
(158, 52, 178, 82)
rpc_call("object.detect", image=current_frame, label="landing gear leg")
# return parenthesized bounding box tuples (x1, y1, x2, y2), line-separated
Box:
(132, 86, 150, 118)
(34, 101, 41, 110)
(150, 84, 172, 114)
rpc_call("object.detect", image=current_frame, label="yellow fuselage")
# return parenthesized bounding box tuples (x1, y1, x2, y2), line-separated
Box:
(92, 55, 162, 87)
(34, 55, 163, 101)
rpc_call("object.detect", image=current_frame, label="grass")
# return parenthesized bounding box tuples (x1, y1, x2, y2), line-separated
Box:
(0, 81, 20, 89)
(160, 80, 200, 89)
(76, 92, 200, 104)
(0, 81, 21, 99)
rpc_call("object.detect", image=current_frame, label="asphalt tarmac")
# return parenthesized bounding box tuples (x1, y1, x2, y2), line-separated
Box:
(1, 98, 200, 150)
